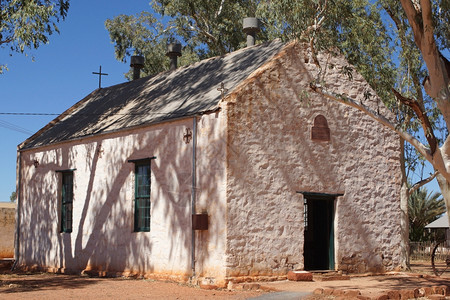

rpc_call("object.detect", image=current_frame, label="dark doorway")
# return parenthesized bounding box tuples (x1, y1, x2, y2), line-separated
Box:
(303, 193, 335, 271)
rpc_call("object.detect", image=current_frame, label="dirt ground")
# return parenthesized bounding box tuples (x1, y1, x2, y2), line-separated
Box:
(0, 261, 449, 299)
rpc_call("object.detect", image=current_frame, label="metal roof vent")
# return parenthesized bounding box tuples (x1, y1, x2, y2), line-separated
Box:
(166, 43, 182, 71)
(130, 55, 145, 80)
(243, 17, 260, 47)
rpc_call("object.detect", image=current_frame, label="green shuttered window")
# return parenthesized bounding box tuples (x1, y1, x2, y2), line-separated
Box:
(134, 161, 151, 232)
(61, 172, 73, 233)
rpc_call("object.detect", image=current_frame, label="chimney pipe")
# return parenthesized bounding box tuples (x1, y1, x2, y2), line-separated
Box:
(166, 43, 182, 70)
(243, 17, 260, 47)
(130, 55, 145, 80)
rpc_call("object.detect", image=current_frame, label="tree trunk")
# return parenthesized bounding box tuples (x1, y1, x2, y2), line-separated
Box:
(436, 173, 450, 229)
(433, 137, 450, 227)
(399, 138, 410, 269)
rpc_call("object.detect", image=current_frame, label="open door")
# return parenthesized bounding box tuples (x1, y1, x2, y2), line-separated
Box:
(302, 193, 335, 271)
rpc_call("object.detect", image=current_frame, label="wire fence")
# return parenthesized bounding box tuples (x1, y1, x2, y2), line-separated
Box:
(410, 241, 434, 261)
(410, 241, 450, 261)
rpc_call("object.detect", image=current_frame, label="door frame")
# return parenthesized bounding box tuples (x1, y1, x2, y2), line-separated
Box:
(297, 191, 343, 271)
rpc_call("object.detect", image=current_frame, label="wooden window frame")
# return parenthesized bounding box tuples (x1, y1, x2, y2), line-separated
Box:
(129, 158, 155, 232)
(60, 171, 74, 233)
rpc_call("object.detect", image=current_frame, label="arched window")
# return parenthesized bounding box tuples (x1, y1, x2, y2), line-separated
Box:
(311, 115, 330, 141)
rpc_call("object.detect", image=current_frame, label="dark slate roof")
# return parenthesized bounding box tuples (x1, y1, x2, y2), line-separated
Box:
(21, 39, 285, 150)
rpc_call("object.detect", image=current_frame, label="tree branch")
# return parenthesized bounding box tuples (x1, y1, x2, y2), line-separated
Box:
(304, 1, 328, 71)
(310, 82, 450, 185)
(385, 7, 401, 32)
(420, 0, 434, 47)
(399, 0, 423, 44)
(216, 0, 225, 17)
(0, 37, 14, 45)
(309, 82, 432, 162)
(186, 5, 226, 55)
(310, 37, 320, 69)
(409, 170, 438, 194)
(401, 0, 449, 105)
(392, 88, 437, 155)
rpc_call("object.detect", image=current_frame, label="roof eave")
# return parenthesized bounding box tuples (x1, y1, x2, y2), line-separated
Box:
(19, 107, 221, 152)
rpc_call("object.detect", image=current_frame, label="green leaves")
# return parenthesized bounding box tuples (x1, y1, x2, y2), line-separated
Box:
(105, 0, 263, 76)
(105, 11, 198, 78)
(9, 190, 16, 202)
(408, 186, 446, 241)
(0, 0, 70, 72)
(105, 0, 447, 156)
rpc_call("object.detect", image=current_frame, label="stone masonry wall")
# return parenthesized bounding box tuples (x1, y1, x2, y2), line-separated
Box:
(223, 42, 403, 278)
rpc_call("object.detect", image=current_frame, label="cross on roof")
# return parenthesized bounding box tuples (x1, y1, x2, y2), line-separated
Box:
(92, 65, 108, 89)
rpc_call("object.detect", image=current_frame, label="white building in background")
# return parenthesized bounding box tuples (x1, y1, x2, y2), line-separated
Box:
(425, 213, 450, 241)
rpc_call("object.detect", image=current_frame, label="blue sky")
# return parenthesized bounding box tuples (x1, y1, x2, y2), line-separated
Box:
(0, 1, 442, 202)
(0, 1, 153, 202)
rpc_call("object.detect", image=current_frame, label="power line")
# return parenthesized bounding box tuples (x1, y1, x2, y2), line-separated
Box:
(0, 112, 60, 116)
(0, 111, 188, 117)
(0, 119, 34, 135)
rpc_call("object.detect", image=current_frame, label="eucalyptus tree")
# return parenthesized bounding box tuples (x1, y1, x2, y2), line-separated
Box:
(0, 0, 70, 74)
(105, 0, 262, 79)
(306, 0, 450, 226)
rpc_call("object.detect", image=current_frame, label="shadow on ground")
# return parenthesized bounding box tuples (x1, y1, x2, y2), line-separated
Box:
(0, 273, 100, 294)
(0, 263, 100, 295)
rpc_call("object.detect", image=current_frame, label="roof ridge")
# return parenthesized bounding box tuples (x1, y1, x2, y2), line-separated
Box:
(20, 39, 287, 150)
(99, 39, 284, 92)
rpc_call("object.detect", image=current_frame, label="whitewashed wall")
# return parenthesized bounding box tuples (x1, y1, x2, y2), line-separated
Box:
(18, 114, 227, 282)
(223, 42, 403, 280)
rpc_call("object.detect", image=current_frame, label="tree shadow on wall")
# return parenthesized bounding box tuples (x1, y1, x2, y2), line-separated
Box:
(223, 47, 397, 273)
(20, 116, 227, 279)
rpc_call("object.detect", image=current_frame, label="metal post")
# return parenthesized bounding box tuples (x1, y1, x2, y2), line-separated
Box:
(191, 116, 197, 278)
(12, 151, 22, 271)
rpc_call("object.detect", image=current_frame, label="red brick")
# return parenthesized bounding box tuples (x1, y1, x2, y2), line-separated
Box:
(344, 290, 361, 297)
(387, 290, 401, 299)
(433, 286, 446, 295)
(323, 288, 334, 295)
(199, 284, 218, 290)
(415, 288, 425, 297)
(427, 295, 446, 300)
(331, 289, 344, 296)
(374, 294, 388, 300)
(436, 285, 450, 296)
(287, 271, 313, 281)
(420, 287, 434, 296)
(399, 289, 415, 299)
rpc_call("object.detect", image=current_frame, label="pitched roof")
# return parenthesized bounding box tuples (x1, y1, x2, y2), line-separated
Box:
(425, 213, 449, 229)
(20, 39, 286, 150)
